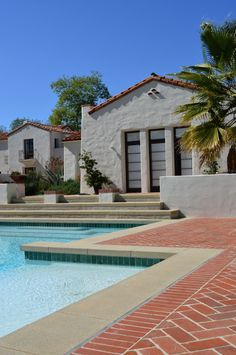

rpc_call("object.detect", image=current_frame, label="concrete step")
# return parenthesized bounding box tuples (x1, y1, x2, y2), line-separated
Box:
(116, 193, 160, 202)
(13, 196, 44, 204)
(14, 193, 160, 204)
(0, 202, 164, 211)
(0, 209, 180, 219)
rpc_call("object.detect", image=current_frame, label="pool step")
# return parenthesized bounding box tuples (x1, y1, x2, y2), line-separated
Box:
(0, 218, 159, 225)
(0, 202, 163, 211)
(0, 209, 180, 219)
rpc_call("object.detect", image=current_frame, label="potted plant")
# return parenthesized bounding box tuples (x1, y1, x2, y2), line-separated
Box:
(79, 151, 110, 194)
(98, 184, 120, 202)
(10, 171, 26, 184)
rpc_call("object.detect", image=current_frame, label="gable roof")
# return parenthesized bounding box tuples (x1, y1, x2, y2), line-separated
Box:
(0, 133, 8, 141)
(63, 132, 81, 142)
(8, 121, 77, 136)
(89, 74, 197, 114)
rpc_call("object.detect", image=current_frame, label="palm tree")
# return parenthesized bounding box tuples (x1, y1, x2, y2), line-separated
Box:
(172, 20, 236, 170)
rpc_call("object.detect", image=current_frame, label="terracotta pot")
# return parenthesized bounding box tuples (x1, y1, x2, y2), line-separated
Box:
(11, 175, 26, 184)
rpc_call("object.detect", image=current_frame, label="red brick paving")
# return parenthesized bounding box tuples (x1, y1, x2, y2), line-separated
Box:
(99, 218, 236, 249)
(71, 218, 236, 354)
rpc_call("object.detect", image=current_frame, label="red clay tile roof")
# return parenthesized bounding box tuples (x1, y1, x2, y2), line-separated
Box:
(89, 74, 197, 114)
(8, 121, 77, 136)
(0, 133, 8, 140)
(63, 132, 81, 142)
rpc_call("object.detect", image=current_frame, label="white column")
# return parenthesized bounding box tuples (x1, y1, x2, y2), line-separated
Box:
(140, 130, 150, 193)
(192, 150, 200, 175)
(165, 127, 175, 176)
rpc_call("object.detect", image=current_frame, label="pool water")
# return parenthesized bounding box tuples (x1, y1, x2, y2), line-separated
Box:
(0, 224, 144, 337)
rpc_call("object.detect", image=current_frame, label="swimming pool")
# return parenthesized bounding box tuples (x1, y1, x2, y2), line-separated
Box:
(0, 223, 144, 337)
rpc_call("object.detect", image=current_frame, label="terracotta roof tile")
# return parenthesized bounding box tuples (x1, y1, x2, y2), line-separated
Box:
(0, 133, 8, 140)
(89, 74, 197, 114)
(63, 132, 81, 142)
(8, 121, 76, 136)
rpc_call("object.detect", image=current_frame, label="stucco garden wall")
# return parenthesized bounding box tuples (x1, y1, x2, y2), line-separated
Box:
(64, 141, 81, 180)
(81, 80, 196, 193)
(0, 183, 17, 203)
(160, 174, 236, 217)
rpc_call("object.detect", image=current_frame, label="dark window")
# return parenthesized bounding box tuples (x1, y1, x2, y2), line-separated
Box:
(24, 139, 34, 159)
(54, 138, 60, 148)
(125, 132, 141, 192)
(149, 129, 166, 192)
(174, 127, 192, 176)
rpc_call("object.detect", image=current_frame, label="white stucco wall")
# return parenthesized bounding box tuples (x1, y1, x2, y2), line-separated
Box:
(50, 132, 64, 160)
(81, 80, 195, 193)
(16, 183, 25, 198)
(64, 141, 81, 180)
(0, 140, 9, 174)
(8, 126, 51, 173)
(160, 174, 236, 217)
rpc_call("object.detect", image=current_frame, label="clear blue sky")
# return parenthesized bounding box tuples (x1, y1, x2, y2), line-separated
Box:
(0, 0, 235, 130)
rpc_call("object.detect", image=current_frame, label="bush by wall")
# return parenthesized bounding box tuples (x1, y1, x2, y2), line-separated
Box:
(47, 179, 80, 195)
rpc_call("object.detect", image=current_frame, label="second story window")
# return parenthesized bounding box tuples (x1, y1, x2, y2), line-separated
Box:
(54, 138, 60, 148)
(24, 139, 34, 159)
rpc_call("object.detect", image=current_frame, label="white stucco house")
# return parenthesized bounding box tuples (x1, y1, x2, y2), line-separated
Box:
(0, 122, 81, 179)
(0, 74, 230, 195)
(80, 74, 229, 194)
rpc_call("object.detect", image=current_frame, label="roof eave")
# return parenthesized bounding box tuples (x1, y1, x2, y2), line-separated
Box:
(88, 75, 197, 115)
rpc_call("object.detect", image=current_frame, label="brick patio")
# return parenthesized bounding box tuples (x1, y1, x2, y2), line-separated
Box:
(71, 219, 236, 354)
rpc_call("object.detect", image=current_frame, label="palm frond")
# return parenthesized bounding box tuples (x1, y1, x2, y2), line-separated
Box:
(181, 122, 229, 154)
(201, 21, 236, 69)
(175, 101, 209, 122)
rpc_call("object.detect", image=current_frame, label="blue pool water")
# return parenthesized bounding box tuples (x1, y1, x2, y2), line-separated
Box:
(0, 224, 144, 337)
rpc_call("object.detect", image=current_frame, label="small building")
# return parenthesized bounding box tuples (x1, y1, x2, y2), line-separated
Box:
(80, 74, 228, 193)
(0, 121, 81, 177)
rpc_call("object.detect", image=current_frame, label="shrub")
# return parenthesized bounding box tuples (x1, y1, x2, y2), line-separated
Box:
(79, 151, 109, 194)
(45, 157, 64, 185)
(203, 161, 220, 174)
(25, 171, 50, 195)
(48, 179, 80, 195)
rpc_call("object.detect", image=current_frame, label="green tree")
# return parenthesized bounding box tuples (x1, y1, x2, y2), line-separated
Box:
(49, 71, 110, 130)
(172, 20, 236, 169)
(0, 125, 6, 133)
(10, 118, 27, 131)
(10, 118, 42, 131)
